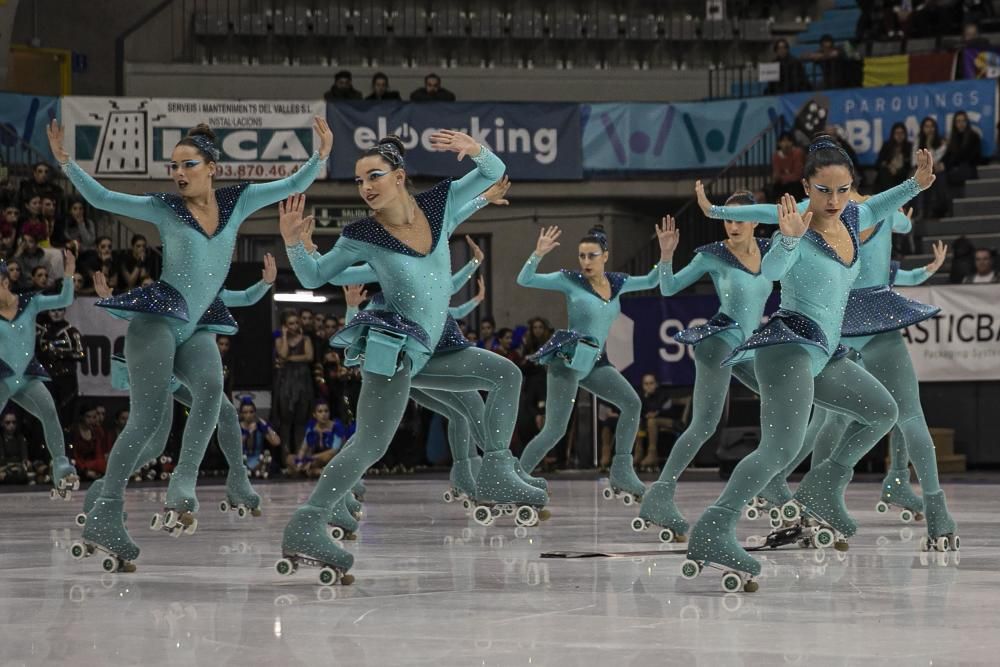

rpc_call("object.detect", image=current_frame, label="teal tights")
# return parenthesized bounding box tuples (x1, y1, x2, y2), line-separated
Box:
(411, 388, 480, 462)
(715, 345, 898, 511)
(0, 378, 67, 463)
(305, 347, 520, 510)
(519, 363, 641, 474)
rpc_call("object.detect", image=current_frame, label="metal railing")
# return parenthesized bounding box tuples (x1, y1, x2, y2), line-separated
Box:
(709, 59, 864, 100)
(622, 114, 785, 279)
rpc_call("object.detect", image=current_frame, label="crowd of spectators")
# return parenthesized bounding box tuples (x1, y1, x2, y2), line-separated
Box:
(857, 1, 995, 41)
(323, 71, 457, 103)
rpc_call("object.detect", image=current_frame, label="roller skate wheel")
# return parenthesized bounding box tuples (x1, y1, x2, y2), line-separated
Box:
(515, 506, 538, 527)
(237, 506, 248, 519)
(720, 571, 743, 593)
(101, 555, 119, 573)
(329, 526, 346, 541)
(658, 528, 675, 543)
(769, 515, 783, 530)
(275, 558, 294, 576)
(602, 487, 614, 501)
(461, 498, 472, 510)
(164, 510, 179, 528)
(630, 517, 647, 533)
(502, 505, 515, 516)
(74, 513, 87, 528)
(813, 527, 834, 549)
(150, 514, 163, 531)
(318, 567, 338, 586)
(745, 506, 760, 521)
(952, 535, 960, 551)
(782, 502, 800, 521)
(70, 542, 87, 560)
(875, 501, 889, 514)
(443, 490, 454, 503)
(743, 579, 759, 593)
(935, 536, 949, 552)
(49, 488, 59, 500)
(473, 506, 492, 526)
(900, 509, 914, 524)
(71, 479, 80, 491)
(622, 493, 635, 507)
(184, 518, 198, 535)
(219, 500, 229, 513)
(63, 491, 72, 502)
(920, 537, 931, 552)
(768, 507, 782, 522)
(680, 559, 701, 580)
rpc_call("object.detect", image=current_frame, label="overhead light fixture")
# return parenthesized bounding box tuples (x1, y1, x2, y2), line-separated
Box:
(274, 291, 329, 303)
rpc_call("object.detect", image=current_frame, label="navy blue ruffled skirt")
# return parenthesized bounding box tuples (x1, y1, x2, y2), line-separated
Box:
(723, 309, 845, 375)
(435, 316, 472, 354)
(97, 280, 239, 335)
(841, 285, 940, 338)
(527, 329, 609, 372)
(674, 312, 741, 346)
(331, 309, 433, 370)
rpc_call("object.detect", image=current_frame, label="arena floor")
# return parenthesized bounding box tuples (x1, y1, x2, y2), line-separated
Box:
(1, 477, 997, 665)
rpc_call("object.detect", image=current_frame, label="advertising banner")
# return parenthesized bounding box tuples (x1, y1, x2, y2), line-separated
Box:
(0, 91, 59, 160)
(66, 297, 128, 396)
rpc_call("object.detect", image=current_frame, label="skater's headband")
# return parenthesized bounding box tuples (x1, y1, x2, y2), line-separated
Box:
(188, 135, 221, 162)
(581, 227, 608, 251)
(725, 191, 756, 207)
(375, 142, 405, 170)
(805, 136, 855, 178)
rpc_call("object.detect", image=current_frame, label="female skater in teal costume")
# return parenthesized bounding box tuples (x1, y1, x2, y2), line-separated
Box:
(679, 138, 935, 592)
(701, 184, 958, 552)
(515, 224, 664, 505)
(633, 193, 774, 543)
(77, 257, 278, 530)
(277, 133, 546, 585)
(0, 250, 79, 497)
(50, 117, 331, 571)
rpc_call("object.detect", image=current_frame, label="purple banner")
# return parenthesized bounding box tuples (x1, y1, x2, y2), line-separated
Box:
(962, 47, 1000, 79)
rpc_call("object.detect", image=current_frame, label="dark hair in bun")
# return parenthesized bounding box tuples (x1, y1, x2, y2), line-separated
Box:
(725, 190, 756, 206)
(361, 135, 406, 169)
(177, 123, 220, 162)
(581, 224, 608, 251)
(804, 133, 854, 180)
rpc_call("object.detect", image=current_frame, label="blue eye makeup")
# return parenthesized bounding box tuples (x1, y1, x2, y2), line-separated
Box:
(167, 160, 202, 172)
(355, 170, 389, 186)
(579, 251, 603, 260)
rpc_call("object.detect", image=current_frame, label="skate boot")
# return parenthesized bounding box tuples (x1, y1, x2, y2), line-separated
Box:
(444, 458, 477, 508)
(275, 505, 355, 586)
(786, 460, 855, 550)
(680, 505, 760, 592)
(632, 481, 688, 543)
(746, 477, 795, 527)
(150, 461, 199, 537)
(515, 459, 548, 492)
(72, 497, 139, 573)
(352, 479, 366, 503)
(472, 450, 550, 528)
(921, 490, 959, 552)
(603, 453, 646, 506)
(470, 454, 483, 481)
(49, 456, 79, 501)
(876, 470, 925, 523)
(344, 493, 363, 519)
(327, 496, 360, 541)
(219, 469, 262, 519)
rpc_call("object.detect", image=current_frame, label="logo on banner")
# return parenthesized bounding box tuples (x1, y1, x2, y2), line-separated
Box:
(582, 105, 676, 166)
(974, 49, 1000, 78)
(352, 116, 559, 165)
(73, 100, 152, 176)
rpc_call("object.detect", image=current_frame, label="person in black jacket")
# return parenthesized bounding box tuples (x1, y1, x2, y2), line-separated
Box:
(764, 39, 811, 94)
(410, 73, 457, 102)
(366, 72, 401, 101)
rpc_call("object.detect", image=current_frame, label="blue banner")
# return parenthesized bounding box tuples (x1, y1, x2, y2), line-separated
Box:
(0, 92, 59, 161)
(581, 97, 781, 172)
(616, 294, 778, 386)
(326, 102, 582, 181)
(779, 80, 998, 166)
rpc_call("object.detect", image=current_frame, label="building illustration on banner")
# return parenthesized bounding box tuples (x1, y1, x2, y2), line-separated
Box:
(73, 99, 154, 176)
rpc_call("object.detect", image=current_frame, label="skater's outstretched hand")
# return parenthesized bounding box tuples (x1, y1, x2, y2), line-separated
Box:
(314, 116, 334, 160)
(914, 148, 936, 191)
(465, 235, 485, 264)
(279, 194, 314, 247)
(262, 253, 277, 284)
(777, 193, 810, 239)
(483, 175, 511, 206)
(473, 275, 486, 303)
(534, 226, 561, 257)
(695, 180, 713, 217)
(62, 248, 76, 278)
(46, 119, 69, 165)
(926, 240, 948, 275)
(429, 129, 481, 161)
(93, 271, 112, 299)
(656, 215, 679, 260)
(343, 284, 368, 307)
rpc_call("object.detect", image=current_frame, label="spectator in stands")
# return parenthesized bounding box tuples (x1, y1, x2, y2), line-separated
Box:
(68, 404, 111, 480)
(293, 399, 354, 477)
(0, 207, 17, 261)
(110, 407, 129, 443)
(804, 34, 848, 89)
(273, 309, 315, 468)
(15, 235, 49, 282)
(3, 260, 25, 293)
(29, 265, 49, 291)
(0, 167, 15, 210)
(963, 247, 1000, 283)
(71, 272, 87, 295)
(19, 196, 46, 243)
(217, 335, 234, 399)
(117, 234, 151, 290)
(493, 327, 522, 366)
(58, 199, 97, 252)
(477, 316, 498, 350)
(632, 373, 681, 471)
(324, 70, 363, 101)
(960, 21, 992, 48)
(465, 330, 479, 344)
(876, 122, 913, 192)
(18, 162, 63, 206)
(764, 38, 811, 94)
(367, 72, 401, 101)
(39, 195, 61, 248)
(944, 110, 983, 193)
(597, 400, 619, 471)
(772, 132, 806, 200)
(239, 398, 280, 477)
(410, 73, 457, 102)
(0, 411, 30, 484)
(914, 116, 949, 217)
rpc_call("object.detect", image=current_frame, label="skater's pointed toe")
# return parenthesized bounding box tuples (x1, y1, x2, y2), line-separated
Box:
(637, 481, 690, 535)
(609, 454, 646, 498)
(82, 497, 141, 562)
(793, 460, 857, 537)
(686, 505, 761, 577)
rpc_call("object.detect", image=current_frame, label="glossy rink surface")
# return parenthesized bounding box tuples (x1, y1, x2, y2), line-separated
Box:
(1, 479, 996, 666)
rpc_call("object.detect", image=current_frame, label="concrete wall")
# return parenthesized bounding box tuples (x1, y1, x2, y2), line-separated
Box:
(125, 62, 710, 102)
(0, 0, 21, 87)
